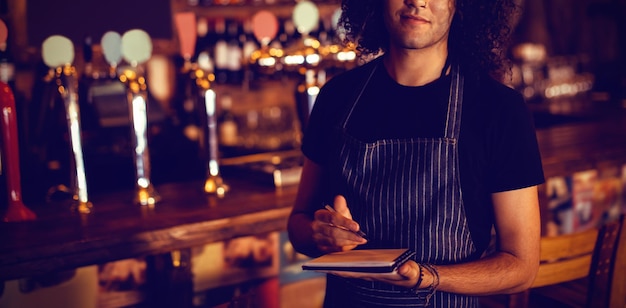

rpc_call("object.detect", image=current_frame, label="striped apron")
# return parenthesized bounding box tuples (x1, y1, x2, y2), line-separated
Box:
(323, 61, 478, 307)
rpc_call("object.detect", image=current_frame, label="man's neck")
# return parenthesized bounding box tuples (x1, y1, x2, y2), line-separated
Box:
(383, 45, 449, 87)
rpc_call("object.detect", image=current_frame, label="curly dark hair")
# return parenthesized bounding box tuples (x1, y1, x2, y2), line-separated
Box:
(338, 0, 520, 79)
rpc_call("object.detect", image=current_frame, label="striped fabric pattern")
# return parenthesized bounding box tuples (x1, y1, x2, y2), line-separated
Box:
(324, 63, 479, 307)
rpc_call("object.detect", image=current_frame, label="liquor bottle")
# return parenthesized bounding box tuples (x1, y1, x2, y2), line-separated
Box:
(78, 35, 98, 133)
(195, 16, 210, 58)
(314, 19, 331, 47)
(277, 18, 299, 50)
(225, 19, 243, 85)
(240, 18, 259, 89)
(177, 68, 202, 144)
(218, 94, 238, 148)
(294, 69, 323, 133)
(82, 35, 94, 78)
(213, 18, 229, 84)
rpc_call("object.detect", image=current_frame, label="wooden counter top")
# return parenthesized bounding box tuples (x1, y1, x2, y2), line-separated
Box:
(1, 101, 625, 282)
(533, 103, 626, 178)
(0, 178, 298, 281)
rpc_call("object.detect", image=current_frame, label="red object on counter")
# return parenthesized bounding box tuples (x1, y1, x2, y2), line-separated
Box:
(0, 81, 36, 222)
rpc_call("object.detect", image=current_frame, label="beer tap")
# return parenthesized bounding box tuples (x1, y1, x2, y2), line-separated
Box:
(174, 12, 197, 72)
(0, 19, 35, 222)
(284, 1, 326, 135)
(0, 81, 36, 222)
(197, 52, 228, 197)
(174, 12, 228, 196)
(281, 0, 322, 73)
(41, 35, 92, 214)
(118, 29, 160, 206)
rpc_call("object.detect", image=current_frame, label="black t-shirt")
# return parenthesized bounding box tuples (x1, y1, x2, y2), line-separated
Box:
(302, 57, 545, 254)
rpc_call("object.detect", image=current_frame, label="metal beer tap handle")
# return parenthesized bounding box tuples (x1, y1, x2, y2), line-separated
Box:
(174, 13, 226, 196)
(195, 52, 228, 196)
(119, 29, 160, 206)
(41, 35, 92, 213)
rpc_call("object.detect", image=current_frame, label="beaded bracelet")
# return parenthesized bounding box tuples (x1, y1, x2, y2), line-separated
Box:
(420, 263, 440, 305)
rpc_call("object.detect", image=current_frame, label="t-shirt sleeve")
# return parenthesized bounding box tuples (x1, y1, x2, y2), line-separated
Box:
(487, 88, 545, 192)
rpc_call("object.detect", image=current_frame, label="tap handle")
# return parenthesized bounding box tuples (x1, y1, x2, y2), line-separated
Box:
(203, 89, 228, 196)
(42, 35, 92, 213)
(41, 35, 75, 69)
(0, 17, 36, 221)
(121, 29, 152, 67)
(0, 81, 36, 222)
(120, 29, 160, 206)
(252, 10, 279, 48)
(175, 12, 197, 64)
(101, 31, 122, 78)
(292, 0, 319, 37)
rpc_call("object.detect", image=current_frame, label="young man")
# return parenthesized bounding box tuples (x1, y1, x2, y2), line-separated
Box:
(287, 0, 545, 306)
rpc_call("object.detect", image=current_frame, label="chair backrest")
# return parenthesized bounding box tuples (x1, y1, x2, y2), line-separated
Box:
(508, 214, 625, 308)
(531, 226, 599, 288)
(586, 214, 624, 308)
(608, 214, 626, 308)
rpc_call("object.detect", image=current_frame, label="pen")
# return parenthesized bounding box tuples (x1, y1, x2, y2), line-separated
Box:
(324, 204, 367, 239)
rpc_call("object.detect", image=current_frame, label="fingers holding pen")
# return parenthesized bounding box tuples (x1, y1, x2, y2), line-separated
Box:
(328, 195, 367, 239)
(311, 217, 364, 253)
(316, 195, 359, 232)
(311, 196, 367, 252)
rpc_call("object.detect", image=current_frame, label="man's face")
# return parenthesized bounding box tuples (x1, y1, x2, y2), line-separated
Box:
(383, 0, 456, 51)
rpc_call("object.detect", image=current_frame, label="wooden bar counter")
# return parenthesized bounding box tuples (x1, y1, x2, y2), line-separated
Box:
(1, 99, 626, 283)
(0, 178, 298, 281)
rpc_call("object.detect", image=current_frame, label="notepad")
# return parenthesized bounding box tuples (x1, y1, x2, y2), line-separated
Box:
(302, 249, 415, 273)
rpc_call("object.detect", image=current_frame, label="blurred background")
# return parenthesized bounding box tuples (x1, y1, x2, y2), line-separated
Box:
(0, 0, 624, 307)
(0, 0, 623, 203)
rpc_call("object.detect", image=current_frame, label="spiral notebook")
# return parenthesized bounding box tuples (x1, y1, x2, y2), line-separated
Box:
(302, 249, 415, 273)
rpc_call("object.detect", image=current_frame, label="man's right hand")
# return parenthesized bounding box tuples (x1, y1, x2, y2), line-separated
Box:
(311, 195, 367, 253)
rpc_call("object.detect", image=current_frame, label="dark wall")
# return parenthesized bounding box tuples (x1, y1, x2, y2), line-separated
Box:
(27, 0, 172, 48)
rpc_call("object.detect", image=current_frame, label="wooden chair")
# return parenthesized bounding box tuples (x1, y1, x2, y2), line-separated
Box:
(508, 214, 625, 308)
